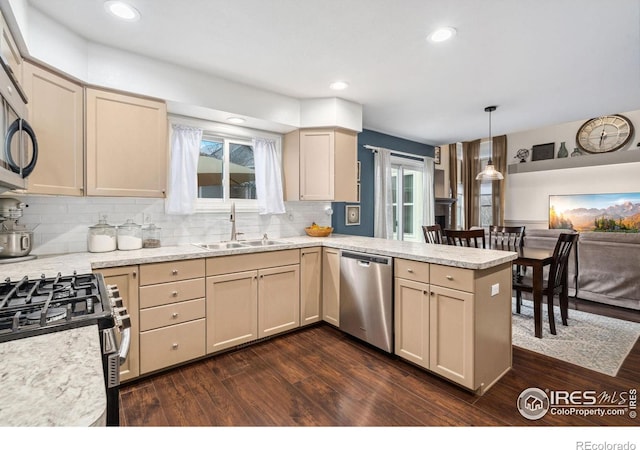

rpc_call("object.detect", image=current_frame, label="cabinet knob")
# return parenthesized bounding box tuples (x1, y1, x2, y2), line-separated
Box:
(446, 275, 453, 280)
(430, 291, 435, 296)
(132, 271, 137, 278)
(407, 268, 414, 273)
(172, 312, 179, 319)
(172, 343, 179, 350)
(171, 290, 178, 297)
(172, 269, 178, 275)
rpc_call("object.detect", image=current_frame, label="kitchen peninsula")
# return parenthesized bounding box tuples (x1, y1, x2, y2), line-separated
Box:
(0, 235, 517, 425)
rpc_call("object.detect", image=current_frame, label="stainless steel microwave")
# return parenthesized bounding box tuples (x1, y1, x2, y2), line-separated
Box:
(0, 56, 37, 193)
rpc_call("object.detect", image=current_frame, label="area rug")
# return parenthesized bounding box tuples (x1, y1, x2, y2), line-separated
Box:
(511, 299, 640, 376)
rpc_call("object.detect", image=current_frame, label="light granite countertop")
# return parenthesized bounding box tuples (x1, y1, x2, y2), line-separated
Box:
(0, 325, 106, 426)
(1, 234, 517, 280)
(0, 234, 517, 426)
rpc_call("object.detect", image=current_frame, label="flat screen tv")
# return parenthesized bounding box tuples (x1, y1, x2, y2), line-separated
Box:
(549, 192, 640, 232)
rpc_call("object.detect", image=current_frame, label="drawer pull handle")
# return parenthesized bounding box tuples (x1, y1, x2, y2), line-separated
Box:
(407, 268, 414, 273)
(172, 343, 179, 350)
(172, 269, 178, 275)
(172, 313, 179, 319)
(171, 290, 178, 297)
(446, 275, 453, 280)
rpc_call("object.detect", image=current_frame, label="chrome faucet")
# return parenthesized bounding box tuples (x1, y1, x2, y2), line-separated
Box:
(230, 202, 237, 241)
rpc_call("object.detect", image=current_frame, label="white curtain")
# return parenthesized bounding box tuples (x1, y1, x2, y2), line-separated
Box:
(253, 137, 286, 215)
(374, 148, 393, 239)
(165, 125, 203, 215)
(423, 157, 435, 227)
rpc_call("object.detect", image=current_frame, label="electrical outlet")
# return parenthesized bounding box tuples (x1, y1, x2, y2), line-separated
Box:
(491, 283, 500, 296)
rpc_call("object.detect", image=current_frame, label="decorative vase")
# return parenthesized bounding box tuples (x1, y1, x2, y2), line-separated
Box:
(571, 147, 582, 157)
(558, 141, 568, 158)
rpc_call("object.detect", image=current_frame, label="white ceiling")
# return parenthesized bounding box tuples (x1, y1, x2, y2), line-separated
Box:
(26, 0, 640, 145)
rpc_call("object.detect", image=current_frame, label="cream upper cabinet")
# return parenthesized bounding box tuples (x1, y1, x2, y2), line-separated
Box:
(283, 128, 357, 202)
(22, 61, 84, 196)
(322, 247, 340, 327)
(0, 12, 22, 88)
(85, 87, 168, 197)
(300, 247, 322, 326)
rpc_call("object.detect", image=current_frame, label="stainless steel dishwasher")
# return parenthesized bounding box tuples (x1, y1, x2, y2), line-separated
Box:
(339, 250, 393, 353)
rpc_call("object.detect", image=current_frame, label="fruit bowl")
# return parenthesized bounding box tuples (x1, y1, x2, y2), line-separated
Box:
(304, 226, 333, 237)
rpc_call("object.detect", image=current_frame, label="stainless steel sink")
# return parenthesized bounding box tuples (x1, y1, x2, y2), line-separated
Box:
(194, 242, 249, 250)
(241, 239, 288, 246)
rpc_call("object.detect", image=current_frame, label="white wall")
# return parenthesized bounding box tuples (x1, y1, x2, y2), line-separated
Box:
(505, 109, 640, 227)
(12, 196, 332, 256)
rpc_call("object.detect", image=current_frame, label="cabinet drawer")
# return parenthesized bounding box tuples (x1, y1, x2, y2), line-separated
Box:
(395, 258, 430, 283)
(139, 278, 205, 308)
(139, 259, 205, 286)
(430, 264, 474, 292)
(140, 319, 206, 374)
(206, 249, 299, 276)
(140, 298, 205, 331)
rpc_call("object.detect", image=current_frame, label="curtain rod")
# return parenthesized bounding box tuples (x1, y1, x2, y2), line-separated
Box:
(363, 144, 427, 161)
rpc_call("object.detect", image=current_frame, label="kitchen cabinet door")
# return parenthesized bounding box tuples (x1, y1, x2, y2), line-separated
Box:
(322, 247, 340, 326)
(94, 265, 140, 382)
(428, 284, 474, 389)
(0, 12, 22, 88)
(300, 247, 322, 326)
(258, 264, 300, 338)
(206, 271, 258, 353)
(85, 88, 167, 197)
(283, 128, 357, 202)
(394, 277, 430, 369)
(22, 61, 84, 196)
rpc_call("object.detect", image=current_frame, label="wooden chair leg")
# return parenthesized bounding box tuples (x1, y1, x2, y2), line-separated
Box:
(560, 284, 569, 326)
(515, 290, 521, 314)
(547, 294, 557, 335)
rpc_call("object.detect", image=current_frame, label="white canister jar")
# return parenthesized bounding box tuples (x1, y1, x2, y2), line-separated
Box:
(117, 219, 143, 250)
(88, 217, 117, 253)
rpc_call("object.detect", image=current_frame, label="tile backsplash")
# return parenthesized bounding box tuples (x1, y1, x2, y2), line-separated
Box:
(8, 195, 333, 255)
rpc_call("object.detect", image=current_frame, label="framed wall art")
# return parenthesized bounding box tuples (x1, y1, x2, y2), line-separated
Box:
(549, 192, 640, 232)
(434, 146, 441, 165)
(345, 205, 360, 226)
(531, 143, 555, 161)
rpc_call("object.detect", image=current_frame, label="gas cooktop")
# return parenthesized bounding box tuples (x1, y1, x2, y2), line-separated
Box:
(0, 272, 114, 343)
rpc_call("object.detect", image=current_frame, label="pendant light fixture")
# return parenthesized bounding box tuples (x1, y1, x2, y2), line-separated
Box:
(476, 105, 504, 181)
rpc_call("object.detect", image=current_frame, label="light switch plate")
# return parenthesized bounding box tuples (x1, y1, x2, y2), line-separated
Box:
(491, 283, 500, 296)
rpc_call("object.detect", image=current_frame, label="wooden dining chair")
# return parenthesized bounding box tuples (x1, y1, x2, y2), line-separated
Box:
(422, 224, 444, 244)
(442, 228, 486, 248)
(489, 225, 525, 250)
(513, 232, 578, 336)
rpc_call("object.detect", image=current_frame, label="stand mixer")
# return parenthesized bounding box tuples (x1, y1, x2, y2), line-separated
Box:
(0, 197, 35, 260)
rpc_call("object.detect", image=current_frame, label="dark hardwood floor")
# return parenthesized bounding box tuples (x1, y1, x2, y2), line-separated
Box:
(119, 300, 639, 427)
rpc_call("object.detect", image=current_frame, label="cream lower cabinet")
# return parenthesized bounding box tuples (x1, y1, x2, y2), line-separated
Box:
(207, 271, 258, 353)
(206, 250, 300, 354)
(300, 247, 322, 325)
(94, 265, 140, 382)
(394, 258, 512, 395)
(138, 259, 206, 375)
(322, 247, 340, 327)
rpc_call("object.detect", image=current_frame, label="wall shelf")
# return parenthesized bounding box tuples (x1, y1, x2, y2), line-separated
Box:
(508, 149, 640, 174)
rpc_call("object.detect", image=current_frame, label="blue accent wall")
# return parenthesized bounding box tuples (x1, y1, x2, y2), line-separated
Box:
(332, 129, 434, 236)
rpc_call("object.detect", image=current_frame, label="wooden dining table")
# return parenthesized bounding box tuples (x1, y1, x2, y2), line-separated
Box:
(492, 245, 554, 338)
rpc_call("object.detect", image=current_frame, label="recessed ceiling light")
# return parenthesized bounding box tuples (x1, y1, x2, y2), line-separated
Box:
(227, 117, 246, 124)
(104, 1, 140, 22)
(427, 27, 457, 43)
(329, 81, 349, 90)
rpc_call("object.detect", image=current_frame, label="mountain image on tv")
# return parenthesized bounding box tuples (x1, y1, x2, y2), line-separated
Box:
(549, 193, 640, 232)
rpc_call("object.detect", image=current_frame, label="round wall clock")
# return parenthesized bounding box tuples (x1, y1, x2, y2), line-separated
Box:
(576, 114, 634, 154)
